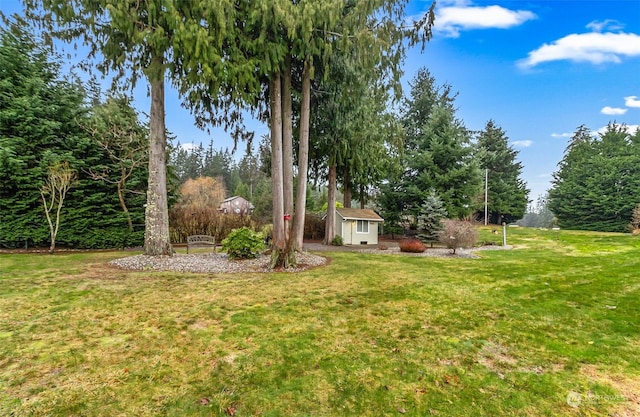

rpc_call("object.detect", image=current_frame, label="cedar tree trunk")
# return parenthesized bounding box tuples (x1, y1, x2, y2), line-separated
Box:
(144, 76, 173, 256)
(293, 61, 311, 250)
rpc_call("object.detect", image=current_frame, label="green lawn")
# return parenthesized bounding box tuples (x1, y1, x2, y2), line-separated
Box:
(1, 227, 639, 416)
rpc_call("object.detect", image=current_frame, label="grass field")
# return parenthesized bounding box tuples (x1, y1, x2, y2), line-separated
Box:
(1, 227, 639, 416)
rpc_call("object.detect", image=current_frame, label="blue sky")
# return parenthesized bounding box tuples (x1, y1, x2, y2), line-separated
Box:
(404, 0, 640, 201)
(2, 0, 639, 203)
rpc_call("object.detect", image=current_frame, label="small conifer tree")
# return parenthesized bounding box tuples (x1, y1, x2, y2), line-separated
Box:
(417, 190, 448, 247)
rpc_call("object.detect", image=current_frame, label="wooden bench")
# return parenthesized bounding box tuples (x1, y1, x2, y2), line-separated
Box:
(187, 235, 216, 254)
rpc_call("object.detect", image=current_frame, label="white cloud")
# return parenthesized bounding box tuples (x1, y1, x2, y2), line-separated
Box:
(519, 32, 640, 68)
(601, 106, 628, 115)
(513, 140, 533, 147)
(586, 19, 624, 33)
(625, 96, 640, 108)
(551, 132, 572, 138)
(596, 124, 640, 135)
(179, 143, 197, 152)
(435, 4, 537, 38)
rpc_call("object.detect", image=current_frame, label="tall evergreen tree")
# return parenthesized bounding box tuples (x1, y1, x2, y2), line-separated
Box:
(476, 120, 529, 224)
(233, 0, 434, 264)
(170, 143, 204, 183)
(549, 124, 640, 232)
(398, 68, 482, 219)
(309, 48, 403, 242)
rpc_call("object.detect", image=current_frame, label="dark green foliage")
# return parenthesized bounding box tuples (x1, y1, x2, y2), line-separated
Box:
(398, 238, 426, 253)
(438, 220, 478, 254)
(376, 183, 406, 238)
(170, 141, 235, 186)
(382, 68, 482, 220)
(0, 24, 146, 249)
(331, 235, 344, 246)
(476, 120, 529, 224)
(549, 124, 640, 232)
(308, 46, 403, 209)
(221, 227, 266, 260)
(416, 190, 447, 246)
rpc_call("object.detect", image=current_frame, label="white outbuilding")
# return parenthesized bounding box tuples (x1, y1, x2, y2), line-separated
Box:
(334, 207, 384, 245)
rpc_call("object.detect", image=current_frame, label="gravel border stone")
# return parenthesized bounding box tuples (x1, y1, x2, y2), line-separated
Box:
(109, 251, 328, 274)
(109, 244, 513, 274)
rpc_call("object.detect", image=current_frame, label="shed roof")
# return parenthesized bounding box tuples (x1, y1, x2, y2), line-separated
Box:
(336, 208, 383, 222)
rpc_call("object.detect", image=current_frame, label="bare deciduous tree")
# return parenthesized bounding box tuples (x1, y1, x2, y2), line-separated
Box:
(178, 176, 227, 209)
(40, 161, 76, 254)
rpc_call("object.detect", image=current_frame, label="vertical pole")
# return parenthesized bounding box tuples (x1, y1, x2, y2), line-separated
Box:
(502, 222, 507, 246)
(484, 169, 488, 226)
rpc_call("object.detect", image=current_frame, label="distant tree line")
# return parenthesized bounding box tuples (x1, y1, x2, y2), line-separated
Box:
(517, 194, 556, 229)
(168, 136, 336, 225)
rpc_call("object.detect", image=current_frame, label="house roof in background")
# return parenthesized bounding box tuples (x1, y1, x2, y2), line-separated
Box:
(222, 196, 247, 203)
(336, 208, 383, 222)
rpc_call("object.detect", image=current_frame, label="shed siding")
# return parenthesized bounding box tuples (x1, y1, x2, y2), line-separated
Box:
(333, 208, 382, 245)
(341, 219, 378, 245)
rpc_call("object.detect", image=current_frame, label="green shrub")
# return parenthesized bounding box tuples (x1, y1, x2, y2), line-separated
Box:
(221, 227, 266, 260)
(399, 238, 426, 253)
(438, 220, 478, 254)
(331, 235, 343, 246)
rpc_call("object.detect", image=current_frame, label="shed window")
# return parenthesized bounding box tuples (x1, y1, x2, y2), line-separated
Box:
(356, 220, 369, 233)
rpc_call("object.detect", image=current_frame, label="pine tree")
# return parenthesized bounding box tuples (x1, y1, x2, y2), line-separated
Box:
(399, 69, 482, 219)
(24, 0, 256, 255)
(417, 190, 448, 247)
(476, 120, 529, 224)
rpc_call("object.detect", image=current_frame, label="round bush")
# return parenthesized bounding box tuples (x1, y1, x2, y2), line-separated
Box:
(438, 220, 478, 254)
(399, 238, 426, 253)
(221, 227, 266, 260)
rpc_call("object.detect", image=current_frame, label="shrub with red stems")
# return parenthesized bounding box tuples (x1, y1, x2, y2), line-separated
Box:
(399, 238, 426, 253)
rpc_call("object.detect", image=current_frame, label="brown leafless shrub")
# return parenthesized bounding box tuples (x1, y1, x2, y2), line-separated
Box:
(304, 213, 325, 240)
(169, 176, 262, 243)
(438, 219, 478, 254)
(169, 205, 255, 243)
